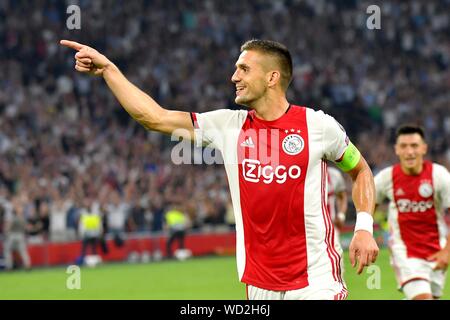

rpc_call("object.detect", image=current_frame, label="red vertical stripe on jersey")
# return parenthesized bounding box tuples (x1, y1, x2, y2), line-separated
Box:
(321, 161, 337, 281)
(392, 161, 440, 259)
(321, 161, 344, 284)
(191, 112, 199, 129)
(333, 287, 349, 300)
(326, 170, 334, 217)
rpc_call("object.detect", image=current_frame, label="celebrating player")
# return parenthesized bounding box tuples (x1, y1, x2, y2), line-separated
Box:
(374, 125, 450, 300)
(60, 38, 379, 300)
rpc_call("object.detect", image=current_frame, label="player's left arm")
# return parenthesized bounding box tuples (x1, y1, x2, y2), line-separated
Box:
(336, 144, 379, 274)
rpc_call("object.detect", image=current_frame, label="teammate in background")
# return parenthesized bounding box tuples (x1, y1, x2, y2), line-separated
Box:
(60, 39, 378, 300)
(327, 166, 348, 256)
(374, 125, 450, 300)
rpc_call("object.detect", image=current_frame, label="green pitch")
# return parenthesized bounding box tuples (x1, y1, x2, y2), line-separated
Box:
(0, 248, 448, 300)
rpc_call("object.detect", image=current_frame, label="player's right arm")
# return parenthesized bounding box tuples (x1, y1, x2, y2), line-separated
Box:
(59, 40, 193, 141)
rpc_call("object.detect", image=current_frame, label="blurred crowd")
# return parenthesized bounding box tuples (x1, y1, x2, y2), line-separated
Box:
(0, 0, 449, 243)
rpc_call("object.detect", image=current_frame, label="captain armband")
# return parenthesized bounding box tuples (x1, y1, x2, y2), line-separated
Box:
(335, 142, 361, 172)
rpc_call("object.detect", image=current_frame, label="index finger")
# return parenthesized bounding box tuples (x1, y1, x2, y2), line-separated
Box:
(60, 40, 85, 51)
(357, 253, 368, 274)
(349, 247, 356, 268)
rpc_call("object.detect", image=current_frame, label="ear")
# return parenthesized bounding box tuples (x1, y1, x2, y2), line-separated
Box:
(267, 70, 281, 88)
(423, 142, 428, 155)
(394, 143, 400, 156)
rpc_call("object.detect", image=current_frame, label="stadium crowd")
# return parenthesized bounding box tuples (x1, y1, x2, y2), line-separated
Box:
(0, 0, 449, 244)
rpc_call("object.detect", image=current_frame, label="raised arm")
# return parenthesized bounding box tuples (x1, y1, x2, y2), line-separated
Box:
(60, 40, 194, 140)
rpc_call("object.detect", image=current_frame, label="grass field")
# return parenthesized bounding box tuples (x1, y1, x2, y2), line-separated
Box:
(0, 248, 448, 300)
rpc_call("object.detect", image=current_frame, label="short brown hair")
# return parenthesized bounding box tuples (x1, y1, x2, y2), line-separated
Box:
(241, 39, 293, 90)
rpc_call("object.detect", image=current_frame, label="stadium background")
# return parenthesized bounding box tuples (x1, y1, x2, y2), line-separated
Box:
(0, 0, 449, 299)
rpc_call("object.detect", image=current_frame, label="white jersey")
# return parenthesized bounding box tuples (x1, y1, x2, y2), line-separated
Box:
(192, 105, 350, 294)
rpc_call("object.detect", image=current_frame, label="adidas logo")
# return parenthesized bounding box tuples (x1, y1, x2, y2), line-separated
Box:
(240, 137, 255, 148)
(395, 188, 405, 196)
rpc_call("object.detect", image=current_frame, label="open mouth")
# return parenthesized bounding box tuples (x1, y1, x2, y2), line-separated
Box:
(236, 86, 245, 95)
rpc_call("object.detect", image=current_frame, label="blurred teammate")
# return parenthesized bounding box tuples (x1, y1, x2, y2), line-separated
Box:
(327, 166, 348, 260)
(60, 39, 378, 300)
(374, 125, 450, 300)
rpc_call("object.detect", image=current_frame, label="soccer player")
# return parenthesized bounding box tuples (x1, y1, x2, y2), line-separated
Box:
(374, 125, 450, 300)
(60, 39, 379, 300)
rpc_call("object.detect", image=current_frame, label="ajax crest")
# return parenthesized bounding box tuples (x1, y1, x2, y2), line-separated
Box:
(418, 181, 433, 198)
(282, 134, 304, 155)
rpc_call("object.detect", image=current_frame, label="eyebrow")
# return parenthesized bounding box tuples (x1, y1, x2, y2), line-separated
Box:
(236, 63, 250, 69)
(398, 142, 420, 146)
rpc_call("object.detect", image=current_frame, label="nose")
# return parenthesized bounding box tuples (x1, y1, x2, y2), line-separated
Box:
(405, 146, 415, 156)
(231, 69, 240, 83)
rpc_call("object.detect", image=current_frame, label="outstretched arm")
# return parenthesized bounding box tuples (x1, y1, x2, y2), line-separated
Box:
(60, 40, 194, 140)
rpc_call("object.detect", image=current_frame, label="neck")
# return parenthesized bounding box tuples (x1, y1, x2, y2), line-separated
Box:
(400, 161, 424, 176)
(251, 95, 290, 121)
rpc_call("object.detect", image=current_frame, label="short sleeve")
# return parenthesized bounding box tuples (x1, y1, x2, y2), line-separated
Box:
(374, 167, 392, 204)
(433, 164, 450, 209)
(321, 112, 349, 162)
(192, 109, 247, 150)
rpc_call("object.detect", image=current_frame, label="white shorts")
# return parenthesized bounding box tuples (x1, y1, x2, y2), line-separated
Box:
(390, 247, 447, 299)
(247, 281, 348, 300)
(402, 280, 441, 300)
